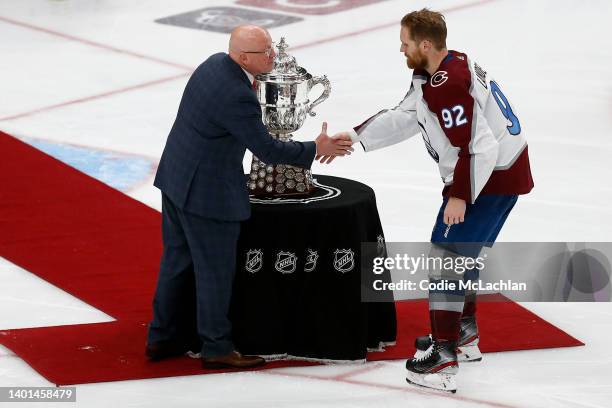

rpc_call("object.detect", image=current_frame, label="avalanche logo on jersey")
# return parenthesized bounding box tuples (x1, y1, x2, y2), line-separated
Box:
(430, 71, 448, 87)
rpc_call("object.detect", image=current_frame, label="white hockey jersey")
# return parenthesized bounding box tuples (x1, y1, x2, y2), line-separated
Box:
(351, 50, 533, 203)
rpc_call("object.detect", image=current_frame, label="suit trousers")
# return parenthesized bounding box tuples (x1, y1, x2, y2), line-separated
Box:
(148, 193, 240, 357)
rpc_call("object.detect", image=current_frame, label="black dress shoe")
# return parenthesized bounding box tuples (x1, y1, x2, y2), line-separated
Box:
(145, 340, 194, 361)
(202, 351, 265, 369)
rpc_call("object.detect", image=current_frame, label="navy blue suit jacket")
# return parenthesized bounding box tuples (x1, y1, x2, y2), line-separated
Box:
(154, 53, 316, 221)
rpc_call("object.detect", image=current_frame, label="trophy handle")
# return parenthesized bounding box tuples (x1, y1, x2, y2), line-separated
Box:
(307, 75, 331, 117)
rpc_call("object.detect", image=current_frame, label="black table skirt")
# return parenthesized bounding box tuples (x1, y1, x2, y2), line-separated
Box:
(230, 175, 397, 361)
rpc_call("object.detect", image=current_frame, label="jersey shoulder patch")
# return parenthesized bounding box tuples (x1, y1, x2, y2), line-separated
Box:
(430, 51, 470, 87)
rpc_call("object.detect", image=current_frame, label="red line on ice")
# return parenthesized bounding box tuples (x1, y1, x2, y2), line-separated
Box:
(0, 73, 189, 122)
(0, 0, 497, 120)
(290, 0, 498, 51)
(262, 368, 520, 408)
(330, 362, 385, 380)
(0, 15, 192, 71)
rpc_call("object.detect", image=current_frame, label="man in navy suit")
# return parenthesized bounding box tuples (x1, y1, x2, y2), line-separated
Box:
(146, 25, 353, 368)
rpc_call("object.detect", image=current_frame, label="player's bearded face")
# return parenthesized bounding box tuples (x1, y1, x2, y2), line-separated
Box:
(405, 47, 427, 70)
(400, 27, 427, 70)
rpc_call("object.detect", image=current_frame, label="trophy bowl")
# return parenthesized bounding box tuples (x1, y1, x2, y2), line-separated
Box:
(256, 70, 330, 136)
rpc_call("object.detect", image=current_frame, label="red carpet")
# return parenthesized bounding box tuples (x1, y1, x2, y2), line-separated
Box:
(0, 131, 583, 385)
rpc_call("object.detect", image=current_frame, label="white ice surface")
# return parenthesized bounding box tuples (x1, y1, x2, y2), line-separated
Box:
(1, 0, 612, 406)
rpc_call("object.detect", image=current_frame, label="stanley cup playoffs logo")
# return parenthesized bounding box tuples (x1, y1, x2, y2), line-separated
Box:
(333, 249, 354, 273)
(236, 0, 391, 16)
(377, 234, 386, 257)
(155, 7, 302, 34)
(304, 248, 319, 272)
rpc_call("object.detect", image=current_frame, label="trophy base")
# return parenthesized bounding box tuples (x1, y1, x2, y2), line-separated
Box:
(247, 133, 316, 197)
(247, 159, 315, 197)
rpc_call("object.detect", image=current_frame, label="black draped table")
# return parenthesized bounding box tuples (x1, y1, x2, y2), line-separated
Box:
(230, 175, 397, 361)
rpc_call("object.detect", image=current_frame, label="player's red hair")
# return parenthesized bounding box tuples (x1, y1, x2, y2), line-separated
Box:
(401, 9, 447, 50)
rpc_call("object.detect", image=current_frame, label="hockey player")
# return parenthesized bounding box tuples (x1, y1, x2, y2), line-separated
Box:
(322, 9, 534, 392)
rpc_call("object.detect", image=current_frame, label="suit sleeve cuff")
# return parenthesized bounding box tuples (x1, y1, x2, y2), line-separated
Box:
(307, 141, 317, 168)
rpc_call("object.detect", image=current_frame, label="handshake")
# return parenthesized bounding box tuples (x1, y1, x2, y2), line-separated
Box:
(313, 122, 355, 164)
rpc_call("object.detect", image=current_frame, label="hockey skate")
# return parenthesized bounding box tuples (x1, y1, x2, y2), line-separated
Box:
(414, 316, 482, 362)
(405, 340, 458, 393)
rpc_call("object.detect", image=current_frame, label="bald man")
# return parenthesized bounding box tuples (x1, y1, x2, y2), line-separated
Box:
(146, 25, 352, 368)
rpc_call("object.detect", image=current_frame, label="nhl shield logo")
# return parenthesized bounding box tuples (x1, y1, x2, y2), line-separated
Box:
(245, 249, 263, 273)
(304, 249, 319, 272)
(333, 249, 355, 273)
(275, 251, 297, 274)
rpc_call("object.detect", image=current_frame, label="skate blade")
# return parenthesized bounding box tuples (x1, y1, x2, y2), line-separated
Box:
(406, 370, 457, 393)
(457, 344, 482, 362)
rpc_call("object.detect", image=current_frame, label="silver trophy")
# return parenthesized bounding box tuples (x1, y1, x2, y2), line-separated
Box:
(248, 37, 331, 196)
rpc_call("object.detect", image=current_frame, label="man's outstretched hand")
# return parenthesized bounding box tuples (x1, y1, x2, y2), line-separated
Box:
(316, 130, 354, 164)
(314, 122, 354, 164)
